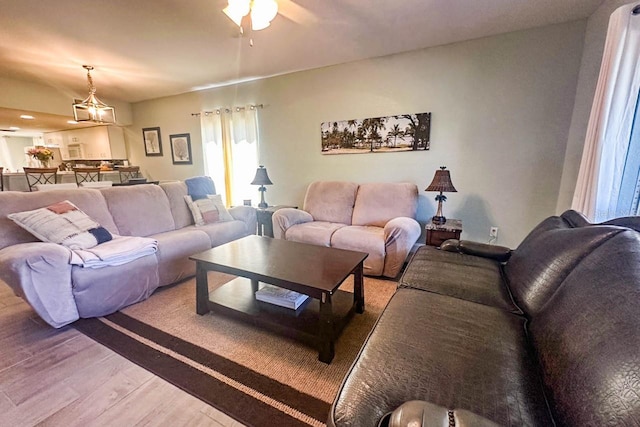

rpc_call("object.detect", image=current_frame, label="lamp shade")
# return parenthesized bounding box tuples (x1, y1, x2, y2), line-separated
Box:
(425, 166, 457, 193)
(251, 165, 273, 185)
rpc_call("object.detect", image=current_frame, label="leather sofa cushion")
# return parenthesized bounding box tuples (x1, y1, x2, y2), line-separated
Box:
(303, 181, 359, 225)
(101, 185, 176, 237)
(529, 230, 640, 426)
(400, 246, 518, 313)
(504, 224, 624, 316)
(329, 288, 553, 427)
(351, 182, 417, 227)
(331, 226, 385, 276)
(286, 221, 345, 247)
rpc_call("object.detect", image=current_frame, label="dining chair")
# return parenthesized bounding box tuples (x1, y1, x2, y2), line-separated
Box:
(73, 167, 101, 185)
(23, 167, 58, 192)
(0, 167, 4, 191)
(118, 166, 140, 183)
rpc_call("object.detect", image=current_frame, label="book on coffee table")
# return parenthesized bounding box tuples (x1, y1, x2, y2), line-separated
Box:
(255, 284, 309, 310)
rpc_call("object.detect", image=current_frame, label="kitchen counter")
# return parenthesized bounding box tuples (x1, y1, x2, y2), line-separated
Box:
(2, 171, 122, 192)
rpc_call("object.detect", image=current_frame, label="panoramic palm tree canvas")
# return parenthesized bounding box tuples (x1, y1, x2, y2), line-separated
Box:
(321, 112, 431, 154)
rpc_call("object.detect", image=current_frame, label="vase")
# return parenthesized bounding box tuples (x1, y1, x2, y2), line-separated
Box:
(40, 159, 50, 168)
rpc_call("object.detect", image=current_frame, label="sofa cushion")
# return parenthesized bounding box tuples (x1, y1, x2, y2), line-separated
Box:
(504, 224, 625, 316)
(529, 230, 640, 426)
(71, 252, 160, 318)
(331, 226, 385, 276)
(329, 288, 553, 427)
(8, 200, 113, 250)
(303, 181, 359, 225)
(286, 221, 346, 247)
(400, 246, 518, 313)
(0, 188, 119, 250)
(194, 220, 252, 247)
(152, 228, 212, 287)
(352, 182, 418, 227)
(159, 181, 194, 229)
(100, 185, 176, 237)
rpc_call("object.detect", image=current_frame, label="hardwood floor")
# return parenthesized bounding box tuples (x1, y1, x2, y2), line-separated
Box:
(0, 282, 246, 426)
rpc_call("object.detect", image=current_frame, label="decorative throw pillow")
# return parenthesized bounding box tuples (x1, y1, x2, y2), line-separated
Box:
(184, 194, 234, 226)
(8, 200, 113, 250)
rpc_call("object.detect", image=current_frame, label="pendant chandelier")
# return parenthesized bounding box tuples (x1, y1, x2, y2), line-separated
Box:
(223, 0, 278, 32)
(72, 65, 116, 124)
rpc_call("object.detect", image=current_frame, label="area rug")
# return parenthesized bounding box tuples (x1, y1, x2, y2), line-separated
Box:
(73, 272, 397, 427)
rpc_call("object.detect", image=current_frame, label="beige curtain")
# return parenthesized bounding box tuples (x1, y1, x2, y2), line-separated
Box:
(572, 3, 640, 221)
(200, 107, 259, 206)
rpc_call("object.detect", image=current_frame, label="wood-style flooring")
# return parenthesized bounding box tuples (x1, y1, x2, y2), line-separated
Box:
(0, 282, 246, 426)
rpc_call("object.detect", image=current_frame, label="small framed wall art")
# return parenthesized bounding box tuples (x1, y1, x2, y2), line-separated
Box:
(170, 133, 193, 165)
(143, 127, 163, 156)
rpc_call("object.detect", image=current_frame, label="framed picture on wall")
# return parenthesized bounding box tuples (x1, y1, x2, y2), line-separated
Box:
(170, 133, 192, 165)
(143, 127, 163, 156)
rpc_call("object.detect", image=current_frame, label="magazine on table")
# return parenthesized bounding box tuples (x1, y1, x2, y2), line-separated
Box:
(255, 284, 309, 309)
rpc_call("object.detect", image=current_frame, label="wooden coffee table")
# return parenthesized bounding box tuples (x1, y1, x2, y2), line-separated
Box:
(189, 235, 368, 363)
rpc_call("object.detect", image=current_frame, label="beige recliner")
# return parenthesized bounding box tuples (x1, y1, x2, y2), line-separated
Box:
(272, 181, 421, 277)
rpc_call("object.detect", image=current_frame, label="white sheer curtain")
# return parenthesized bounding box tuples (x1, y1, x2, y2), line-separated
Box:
(572, 4, 640, 221)
(200, 106, 259, 207)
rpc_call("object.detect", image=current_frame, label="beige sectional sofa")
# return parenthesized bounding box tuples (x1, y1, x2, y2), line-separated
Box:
(272, 181, 421, 277)
(0, 182, 256, 328)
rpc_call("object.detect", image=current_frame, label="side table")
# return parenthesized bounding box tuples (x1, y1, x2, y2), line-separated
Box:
(256, 205, 297, 237)
(425, 219, 462, 247)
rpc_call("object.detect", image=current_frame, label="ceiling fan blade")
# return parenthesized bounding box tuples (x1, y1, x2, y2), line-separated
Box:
(277, 0, 317, 25)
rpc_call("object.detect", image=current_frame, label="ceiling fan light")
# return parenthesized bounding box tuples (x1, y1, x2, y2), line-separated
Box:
(223, 0, 250, 27)
(251, 0, 278, 25)
(251, 17, 271, 31)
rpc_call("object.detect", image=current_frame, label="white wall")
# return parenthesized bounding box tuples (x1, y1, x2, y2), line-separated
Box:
(130, 21, 586, 248)
(556, 0, 638, 212)
(0, 136, 33, 171)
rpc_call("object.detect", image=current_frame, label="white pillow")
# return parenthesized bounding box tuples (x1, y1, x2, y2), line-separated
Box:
(184, 194, 234, 226)
(7, 200, 113, 249)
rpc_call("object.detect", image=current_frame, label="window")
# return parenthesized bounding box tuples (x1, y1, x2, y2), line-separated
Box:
(572, 4, 640, 221)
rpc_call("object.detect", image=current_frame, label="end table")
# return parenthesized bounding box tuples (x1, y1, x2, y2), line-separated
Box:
(257, 205, 297, 237)
(425, 219, 462, 247)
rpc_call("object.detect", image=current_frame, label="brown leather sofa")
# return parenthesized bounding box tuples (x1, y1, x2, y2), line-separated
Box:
(328, 210, 640, 426)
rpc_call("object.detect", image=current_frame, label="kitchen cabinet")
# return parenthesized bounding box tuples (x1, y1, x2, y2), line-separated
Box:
(44, 126, 126, 160)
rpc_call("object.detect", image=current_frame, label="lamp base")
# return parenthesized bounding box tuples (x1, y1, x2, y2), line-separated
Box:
(257, 186, 268, 208)
(431, 215, 446, 225)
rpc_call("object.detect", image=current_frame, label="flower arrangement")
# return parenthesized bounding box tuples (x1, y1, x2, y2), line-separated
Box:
(27, 147, 54, 167)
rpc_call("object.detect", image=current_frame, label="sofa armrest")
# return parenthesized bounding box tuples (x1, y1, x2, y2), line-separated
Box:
(272, 208, 314, 239)
(382, 217, 421, 277)
(440, 239, 512, 262)
(385, 400, 499, 427)
(0, 243, 78, 328)
(228, 206, 257, 235)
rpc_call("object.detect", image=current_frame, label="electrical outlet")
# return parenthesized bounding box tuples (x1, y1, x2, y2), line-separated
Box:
(489, 227, 499, 238)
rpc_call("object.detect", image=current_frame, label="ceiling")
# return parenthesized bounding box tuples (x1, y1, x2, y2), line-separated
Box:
(0, 107, 95, 137)
(1, 0, 605, 107)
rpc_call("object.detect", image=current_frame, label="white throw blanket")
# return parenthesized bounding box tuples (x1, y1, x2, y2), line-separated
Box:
(70, 235, 158, 268)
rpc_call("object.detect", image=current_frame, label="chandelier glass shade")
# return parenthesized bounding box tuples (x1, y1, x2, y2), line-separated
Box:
(72, 65, 116, 124)
(223, 0, 278, 31)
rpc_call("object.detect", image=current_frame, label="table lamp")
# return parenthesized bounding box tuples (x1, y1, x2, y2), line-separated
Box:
(425, 166, 457, 225)
(251, 165, 273, 208)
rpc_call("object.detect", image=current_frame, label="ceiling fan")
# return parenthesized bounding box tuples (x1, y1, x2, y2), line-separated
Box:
(222, 0, 317, 44)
